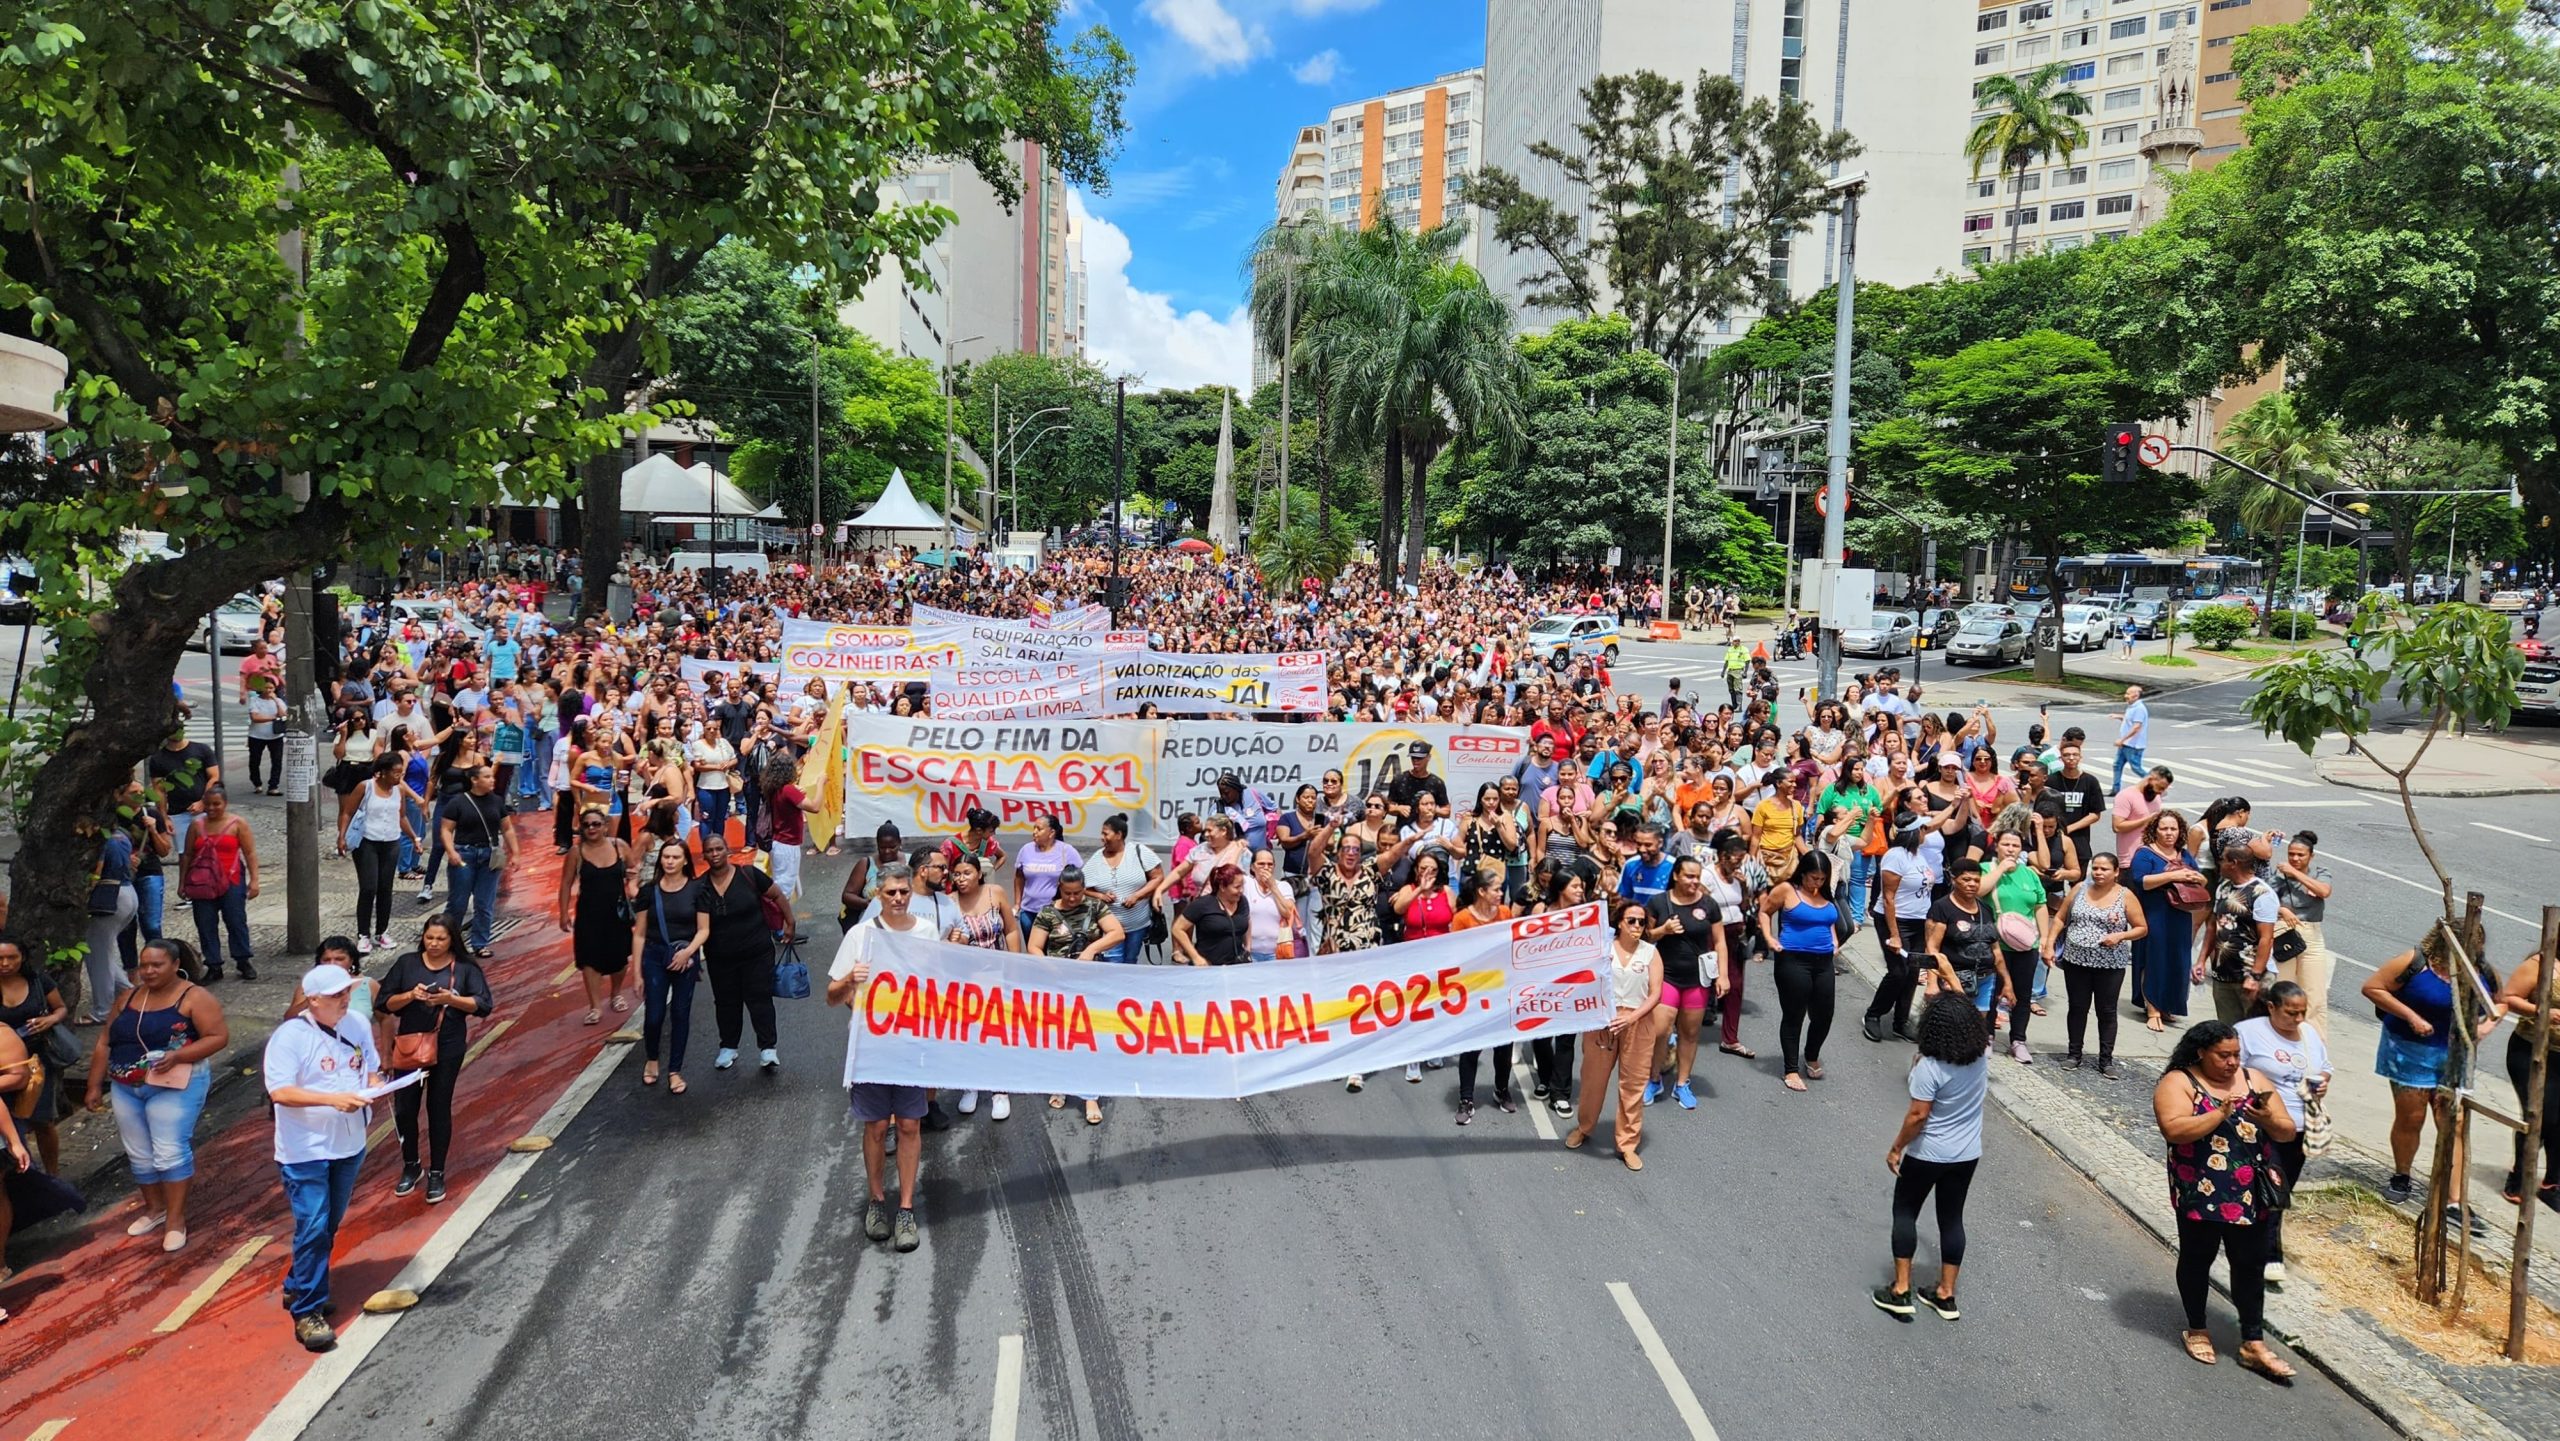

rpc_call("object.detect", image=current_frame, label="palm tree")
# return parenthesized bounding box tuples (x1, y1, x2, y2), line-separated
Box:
(2214, 391, 2344, 630)
(1964, 63, 2093, 261)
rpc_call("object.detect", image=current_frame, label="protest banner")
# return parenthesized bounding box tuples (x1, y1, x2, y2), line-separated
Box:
(840, 902, 1612, 1097)
(911, 601, 1111, 632)
(1150, 724, 1529, 830)
(777, 618, 959, 688)
(842, 715, 1161, 839)
(1102, 651, 1329, 715)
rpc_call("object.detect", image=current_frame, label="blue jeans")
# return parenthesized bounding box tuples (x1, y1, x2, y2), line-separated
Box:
(110, 1066, 212, 1183)
(697, 786, 731, 839)
(1844, 850, 1879, 930)
(641, 939, 699, 1070)
(398, 796, 425, 875)
(191, 879, 253, 964)
(1106, 928, 1149, 965)
(279, 1151, 363, 1318)
(136, 872, 166, 942)
(525, 732, 557, 805)
(2112, 745, 2146, 794)
(446, 845, 502, 951)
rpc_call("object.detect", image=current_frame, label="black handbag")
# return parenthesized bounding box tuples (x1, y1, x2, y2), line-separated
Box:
(2272, 926, 2307, 965)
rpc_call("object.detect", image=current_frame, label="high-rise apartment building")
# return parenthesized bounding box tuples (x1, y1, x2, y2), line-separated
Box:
(839, 141, 1083, 369)
(1481, 1, 1973, 339)
(2195, 0, 2309, 162)
(1276, 125, 1327, 225)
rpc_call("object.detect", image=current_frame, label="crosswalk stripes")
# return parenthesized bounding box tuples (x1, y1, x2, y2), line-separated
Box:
(2147, 749, 2316, 791)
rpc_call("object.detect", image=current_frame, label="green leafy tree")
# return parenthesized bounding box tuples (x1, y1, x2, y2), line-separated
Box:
(2209, 392, 2343, 629)
(1862, 330, 2189, 680)
(1964, 64, 2092, 263)
(959, 350, 1118, 532)
(2327, 428, 2513, 587)
(1442, 315, 1781, 593)
(1462, 70, 1858, 352)
(0, 0, 1124, 977)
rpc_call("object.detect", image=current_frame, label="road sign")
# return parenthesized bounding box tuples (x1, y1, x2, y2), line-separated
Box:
(2137, 433, 2172, 467)
(1813, 488, 1847, 518)
(809, 523, 824, 537)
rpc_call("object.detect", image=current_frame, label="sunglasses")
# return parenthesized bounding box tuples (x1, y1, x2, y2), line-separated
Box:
(880, 887, 913, 899)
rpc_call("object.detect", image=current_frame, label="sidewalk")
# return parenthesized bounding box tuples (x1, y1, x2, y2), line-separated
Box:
(2319, 728, 2560, 797)
(1833, 933, 2556, 1441)
(0, 823, 626, 1441)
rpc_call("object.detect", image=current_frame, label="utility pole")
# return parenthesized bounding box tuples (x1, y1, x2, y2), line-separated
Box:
(1109, 378, 1126, 622)
(1661, 352, 1679, 604)
(990, 380, 1002, 541)
(1815, 175, 1866, 703)
(278, 138, 320, 953)
(810, 329, 822, 562)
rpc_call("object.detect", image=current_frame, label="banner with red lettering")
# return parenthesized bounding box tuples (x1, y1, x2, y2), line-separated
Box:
(842, 715, 1160, 838)
(1102, 651, 1330, 715)
(840, 903, 1613, 1098)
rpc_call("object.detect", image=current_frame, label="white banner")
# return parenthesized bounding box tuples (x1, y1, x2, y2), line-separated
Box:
(777, 618, 958, 688)
(1150, 724, 1530, 831)
(844, 903, 1613, 1097)
(911, 601, 1112, 632)
(842, 715, 1159, 838)
(1103, 651, 1331, 715)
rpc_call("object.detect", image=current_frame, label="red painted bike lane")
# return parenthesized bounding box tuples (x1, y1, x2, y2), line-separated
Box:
(0, 821, 625, 1440)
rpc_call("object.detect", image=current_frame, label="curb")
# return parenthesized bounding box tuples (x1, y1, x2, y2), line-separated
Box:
(2314, 760, 2560, 798)
(1833, 935, 2526, 1441)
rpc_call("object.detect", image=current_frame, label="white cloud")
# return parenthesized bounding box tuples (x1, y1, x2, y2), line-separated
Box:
(1290, 48, 1341, 85)
(1288, 0, 1379, 13)
(1071, 190, 1252, 394)
(1142, 0, 1269, 72)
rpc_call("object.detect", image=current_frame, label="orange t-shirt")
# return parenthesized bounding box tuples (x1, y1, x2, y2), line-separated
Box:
(1450, 902, 1516, 931)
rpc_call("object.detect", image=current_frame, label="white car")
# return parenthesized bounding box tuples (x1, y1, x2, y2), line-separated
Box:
(190, 595, 266, 653)
(2487, 590, 2533, 613)
(1957, 602, 2016, 626)
(2060, 604, 2115, 651)
(1947, 618, 2030, 666)
(1524, 613, 1621, 669)
(1840, 610, 1919, 658)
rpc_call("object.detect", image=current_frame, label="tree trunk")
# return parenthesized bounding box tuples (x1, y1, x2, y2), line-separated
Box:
(1403, 434, 1440, 589)
(576, 324, 647, 621)
(2005, 164, 2024, 261)
(1378, 430, 1404, 591)
(7, 511, 343, 1003)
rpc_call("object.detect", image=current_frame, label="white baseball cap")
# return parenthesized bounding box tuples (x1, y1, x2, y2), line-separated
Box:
(299, 965, 357, 998)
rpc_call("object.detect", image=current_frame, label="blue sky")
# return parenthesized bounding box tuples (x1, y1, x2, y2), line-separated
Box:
(1070, 0, 1490, 391)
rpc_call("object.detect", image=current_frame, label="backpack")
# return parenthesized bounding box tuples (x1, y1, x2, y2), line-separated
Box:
(179, 833, 234, 900)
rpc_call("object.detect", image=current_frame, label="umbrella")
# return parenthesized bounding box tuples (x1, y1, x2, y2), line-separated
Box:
(1173, 538, 1213, 555)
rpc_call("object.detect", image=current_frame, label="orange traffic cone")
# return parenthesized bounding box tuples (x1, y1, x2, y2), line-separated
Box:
(1751, 641, 1768, 662)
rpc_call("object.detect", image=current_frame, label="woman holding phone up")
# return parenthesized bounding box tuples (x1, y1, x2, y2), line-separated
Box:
(382, 916, 495, 1206)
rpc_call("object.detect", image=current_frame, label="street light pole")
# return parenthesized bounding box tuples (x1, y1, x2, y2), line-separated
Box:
(1815, 175, 1865, 703)
(1662, 352, 1679, 606)
(810, 329, 822, 562)
(1109, 379, 1126, 622)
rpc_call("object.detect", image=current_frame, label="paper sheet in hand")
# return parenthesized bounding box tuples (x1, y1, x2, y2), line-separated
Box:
(356, 1072, 425, 1102)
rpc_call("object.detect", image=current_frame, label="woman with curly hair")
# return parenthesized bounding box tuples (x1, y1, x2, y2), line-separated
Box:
(1874, 993, 1990, 1321)
(2152, 1018, 2298, 1381)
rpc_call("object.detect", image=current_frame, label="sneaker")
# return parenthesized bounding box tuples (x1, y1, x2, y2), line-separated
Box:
(393, 1164, 424, 1197)
(1862, 1015, 1887, 1043)
(2010, 1041, 2033, 1065)
(2442, 1204, 2489, 1238)
(355, 936, 374, 955)
(1918, 1290, 1961, 1321)
(1643, 1078, 1664, 1106)
(1529, 1076, 1550, 1100)
(892, 1208, 921, 1253)
(1345, 1074, 1365, 1093)
(1871, 1286, 1915, 1320)
(989, 1093, 1011, 1121)
(416, 885, 435, 905)
(235, 957, 259, 981)
(863, 1199, 892, 1244)
(1455, 1100, 1476, 1127)
(1404, 1063, 1422, 1083)
(759, 1049, 780, 1072)
(714, 1048, 738, 1070)
(2062, 1052, 2083, 1070)
(1673, 1082, 1698, 1110)
(294, 1312, 338, 1352)
(423, 1170, 447, 1204)
(2386, 1173, 2414, 1201)
(2263, 1261, 2288, 1285)
(1552, 1098, 1575, 1119)
(958, 1090, 980, 1115)
(1422, 1057, 1445, 1070)
(374, 934, 393, 951)
(2096, 1059, 2120, 1080)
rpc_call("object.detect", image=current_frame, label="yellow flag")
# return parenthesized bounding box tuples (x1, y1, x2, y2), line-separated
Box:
(803, 687, 850, 851)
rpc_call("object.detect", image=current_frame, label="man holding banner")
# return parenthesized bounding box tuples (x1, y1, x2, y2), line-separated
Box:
(829, 864, 931, 1255)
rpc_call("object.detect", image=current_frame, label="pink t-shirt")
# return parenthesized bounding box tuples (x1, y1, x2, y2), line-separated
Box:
(2113, 785, 2162, 865)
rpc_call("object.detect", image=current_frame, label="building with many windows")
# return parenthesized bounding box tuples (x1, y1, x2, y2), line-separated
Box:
(838, 142, 1086, 370)
(1480, 0, 1973, 340)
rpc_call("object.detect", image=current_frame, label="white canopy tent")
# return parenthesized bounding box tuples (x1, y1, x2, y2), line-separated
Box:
(838, 468, 973, 551)
(620, 452, 780, 519)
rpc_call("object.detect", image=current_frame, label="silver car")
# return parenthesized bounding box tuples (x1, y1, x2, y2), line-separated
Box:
(1840, 610, 1919, 657)
(1947, 618, 2029, 666)
(190, 595, 266, 653)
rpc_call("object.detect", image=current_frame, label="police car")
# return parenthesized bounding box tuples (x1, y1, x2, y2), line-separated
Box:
(1525, 613, 1621, 670)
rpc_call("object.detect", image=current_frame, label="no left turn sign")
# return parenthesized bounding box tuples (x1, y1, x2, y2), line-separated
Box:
(2136, 433, 2173, 467)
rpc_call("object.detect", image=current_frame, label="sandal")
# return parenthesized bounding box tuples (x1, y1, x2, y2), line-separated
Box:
(1084, 1101, 1103, 1125)
(1782, 1074, 1809, 1092)
(668, 1073, 687, 1096)
(2029, 1001, 2049, 1017)
(583, 1009, 602, 1026)
(2180, 1329, 2218, 1365)
(1804, 1061, 1825, 1080)
(611, 996, 632, 1013)
(2146, 1014, 2167, 1033)
(1719, 1043, 1758, 1060)
(1048, 1094, 1066, 1109)
(2236, 1343, 2294, 1383)
(642, 1061, 660, 1086)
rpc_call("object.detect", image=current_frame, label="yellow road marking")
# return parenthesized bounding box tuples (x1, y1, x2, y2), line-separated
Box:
(152, 1234, 273, 1334)
(23, 1420, 76, 1441)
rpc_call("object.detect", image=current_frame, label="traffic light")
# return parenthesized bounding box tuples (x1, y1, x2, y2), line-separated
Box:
(2101, 425, 2141, 484)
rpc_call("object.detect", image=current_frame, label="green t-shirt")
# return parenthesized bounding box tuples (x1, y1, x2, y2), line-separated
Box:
(1817, 781, 1881, 838)
(1991, 861, 2048, 920)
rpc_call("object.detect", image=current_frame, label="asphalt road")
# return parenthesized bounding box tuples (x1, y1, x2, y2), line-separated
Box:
(291, 848, 2398, 1441)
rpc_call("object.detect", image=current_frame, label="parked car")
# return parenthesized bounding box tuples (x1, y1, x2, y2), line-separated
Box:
(1525, 612, 1621, 669)
(2060, 604, 2116, 652)
(1915, 607, 1962, 650)
(2517, 645, 2560, 717)
(1947, 617, 2030, 666)
(2207, 592, 2263, 616)
(2114, 598, 2171, 639)
(1840, 609, 1920, 658)
(1956, 602, 2016, 625)
(2487, 590, 2533, 613)
(190, 594, 265, 653)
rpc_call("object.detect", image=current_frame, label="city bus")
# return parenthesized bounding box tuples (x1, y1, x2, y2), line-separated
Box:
(2013, 553, 2266, 601)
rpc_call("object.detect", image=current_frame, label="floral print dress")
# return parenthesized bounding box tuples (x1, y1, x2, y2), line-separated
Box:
(2166, 1073, 2277, 1225)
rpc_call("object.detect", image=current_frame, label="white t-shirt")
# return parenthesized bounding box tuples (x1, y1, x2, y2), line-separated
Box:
(833, 914, 929, 1086)
(690, 736, 735, 792)
(2235, 1016, 2330, 1127)
(264, 1014, 380, 1164)
(1083, 843, 1163, 935)
(1879, 846, 1935, 922)
(354, 782, 404, 844)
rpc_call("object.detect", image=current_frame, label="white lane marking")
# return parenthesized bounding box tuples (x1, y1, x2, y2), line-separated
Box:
(989, 1334, 1025, 1441)
(2328, 948, 2379, 975)
(22, 1421, 74, 1441)
(2320, 850, 2535, 928)
(248, 1038, 632, 1441)
(2148, 753, 2315, 790)
(1606, 1281, 1721, 1440)
(1514, 1063, 1557, 1141)
(2235, 799, 2372, 809)
(2471, 822, 2551, 845)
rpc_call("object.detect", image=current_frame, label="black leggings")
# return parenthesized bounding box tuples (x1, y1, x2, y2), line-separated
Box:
(353, 838, 399, 937)
(2062, 962, 2126, 1061)
(707, 949, 778, 1050)
(1456, 1044, 1515, 1104)
(248, 735, 283, 789)
(553, 794, 577, 849)
(2175, 1216, 2268, 1341)
(1890, 1155, 1979, 1264)
(393, 1048, 464, 1171)
(1866, 917, 1927, 1028)
(2000, 947, 2039, 1044)
(2266, 1136, 2307, 1262)
(1531, 1034, 1575, 1098)
(2510, 1032, 2560, 1186)
(1774, 949, 1836, 1076)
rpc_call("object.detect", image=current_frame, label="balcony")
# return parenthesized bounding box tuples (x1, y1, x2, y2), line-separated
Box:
(2138, 124, 2203, 160)
(0, 332, 68, 433)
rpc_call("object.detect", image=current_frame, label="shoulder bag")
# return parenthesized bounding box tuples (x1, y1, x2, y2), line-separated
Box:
(772, 937, 812, 1001)
(389, 958, 444, 1072)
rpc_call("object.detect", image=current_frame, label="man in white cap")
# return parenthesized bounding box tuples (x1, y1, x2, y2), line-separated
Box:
(265, 964, 384, 1351)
